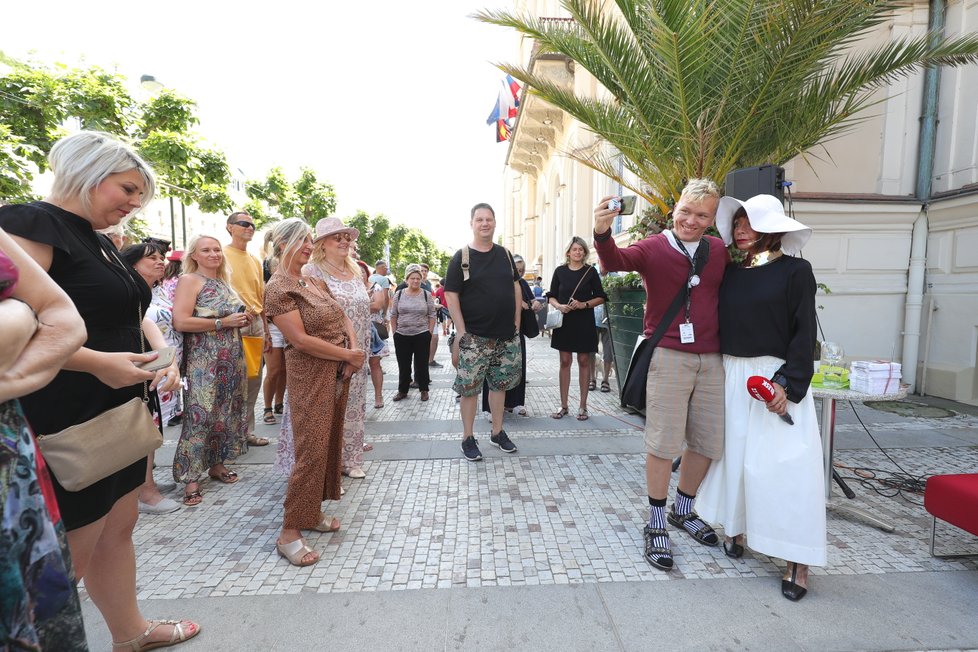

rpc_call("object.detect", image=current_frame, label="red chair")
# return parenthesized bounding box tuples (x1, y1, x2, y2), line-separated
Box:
(924, 473, 978, 558)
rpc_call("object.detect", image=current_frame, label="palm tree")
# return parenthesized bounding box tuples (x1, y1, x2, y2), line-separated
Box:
(476, 0, 978, 216)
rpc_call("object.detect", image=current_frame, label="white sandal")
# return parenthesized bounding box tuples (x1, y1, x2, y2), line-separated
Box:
(112, 619, 201, 650)
(276, 537, 319, 566)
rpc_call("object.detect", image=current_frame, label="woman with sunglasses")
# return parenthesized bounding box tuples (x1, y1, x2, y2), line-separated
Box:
(304, 217, 372, 479)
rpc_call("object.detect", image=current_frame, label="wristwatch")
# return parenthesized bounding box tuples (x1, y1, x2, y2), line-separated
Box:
(214, 318, 223, 331)
(771, 372, 789, 390)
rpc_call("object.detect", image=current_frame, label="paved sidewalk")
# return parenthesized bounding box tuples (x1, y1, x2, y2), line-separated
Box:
(82, 336, 978, 651)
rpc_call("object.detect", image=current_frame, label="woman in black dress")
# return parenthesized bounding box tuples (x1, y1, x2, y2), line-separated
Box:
(547, 236, 606, 420)
(0, 131, 200, 649)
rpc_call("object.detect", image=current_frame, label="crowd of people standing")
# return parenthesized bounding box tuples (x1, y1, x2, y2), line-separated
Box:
(0, 130, 825, 650)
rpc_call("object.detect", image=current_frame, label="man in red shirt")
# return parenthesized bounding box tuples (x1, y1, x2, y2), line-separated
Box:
(593, 179, 729, 571)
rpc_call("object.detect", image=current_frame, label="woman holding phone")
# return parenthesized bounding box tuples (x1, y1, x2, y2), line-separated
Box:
(172, 234, 250, 506)
(0, 131, 198, 650)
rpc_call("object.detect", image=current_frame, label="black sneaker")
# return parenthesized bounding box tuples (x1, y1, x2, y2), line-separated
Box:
(461, 436, 482, 462)
(490, 429, 517, 453)
(643, 525, 674, 570)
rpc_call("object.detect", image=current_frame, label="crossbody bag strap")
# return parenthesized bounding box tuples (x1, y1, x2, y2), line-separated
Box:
(568, 265, 593, 301)
(646, 240, 710, 349)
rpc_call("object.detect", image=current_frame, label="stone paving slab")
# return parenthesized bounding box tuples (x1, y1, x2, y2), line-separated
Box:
(103, 446, 976, 605)
(81, 571, 978, 651)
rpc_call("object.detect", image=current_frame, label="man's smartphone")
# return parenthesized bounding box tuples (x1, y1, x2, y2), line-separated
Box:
(139, 346, 176, 372)
(618, 195, 638, 215)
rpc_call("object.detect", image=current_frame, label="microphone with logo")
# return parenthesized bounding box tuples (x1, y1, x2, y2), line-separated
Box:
(746, 376, 794, 425)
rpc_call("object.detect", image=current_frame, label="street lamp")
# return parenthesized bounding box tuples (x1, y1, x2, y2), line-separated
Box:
(140, 74, 163, 93)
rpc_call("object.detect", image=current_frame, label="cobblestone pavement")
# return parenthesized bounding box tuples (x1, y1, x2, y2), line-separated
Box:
(80, 336, 978, 650)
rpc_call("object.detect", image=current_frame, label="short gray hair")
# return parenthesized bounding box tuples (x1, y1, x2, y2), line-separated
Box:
(679, 178, 720, 204)
(48, 131, 156, 212)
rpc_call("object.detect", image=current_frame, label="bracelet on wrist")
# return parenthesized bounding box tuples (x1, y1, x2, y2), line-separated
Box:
(214, 318, 223, 331)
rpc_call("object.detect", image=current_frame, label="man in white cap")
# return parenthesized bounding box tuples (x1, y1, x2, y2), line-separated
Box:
(593, 179, 729, 571)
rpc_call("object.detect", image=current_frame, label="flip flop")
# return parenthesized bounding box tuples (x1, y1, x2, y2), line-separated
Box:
(182, 490, 202, 507)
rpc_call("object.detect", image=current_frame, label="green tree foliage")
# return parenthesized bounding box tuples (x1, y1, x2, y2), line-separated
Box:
(245, 166, 337, 228)
(477, 0, 978, 219)
(346, 211, 451, 278)
(0, 56, 232, 217)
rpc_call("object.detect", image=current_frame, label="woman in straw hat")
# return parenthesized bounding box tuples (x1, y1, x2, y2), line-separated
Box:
(697, 194, 825, 602)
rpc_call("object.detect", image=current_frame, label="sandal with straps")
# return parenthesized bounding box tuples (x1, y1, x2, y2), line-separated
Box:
(577, 408, 590, 421)
(263, 407, 276, 424)
(277, 537, 319, 566)
(667, 506, 719, 546)
(273, 403, 284, 415)
(112, 619, 201, 650)
(550, 406, 569, 419)
(588, 380, 597, 391)
(312, 513, 341, 532)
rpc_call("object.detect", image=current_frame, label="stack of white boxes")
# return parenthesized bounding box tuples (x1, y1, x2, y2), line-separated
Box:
(849, 360, 902, 394)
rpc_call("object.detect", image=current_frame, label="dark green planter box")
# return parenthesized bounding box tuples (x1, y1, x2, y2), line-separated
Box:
(606, 287, 647, 396)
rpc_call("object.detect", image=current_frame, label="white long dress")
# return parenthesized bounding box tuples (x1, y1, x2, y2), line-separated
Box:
(697, 354, 827, 566)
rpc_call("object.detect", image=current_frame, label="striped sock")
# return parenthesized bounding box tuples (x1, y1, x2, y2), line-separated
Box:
(647, 497, 670, 553)
(671, 489, 718, 544)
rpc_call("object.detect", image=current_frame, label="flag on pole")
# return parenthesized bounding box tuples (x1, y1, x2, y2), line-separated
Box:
(486, 75, 522, 142)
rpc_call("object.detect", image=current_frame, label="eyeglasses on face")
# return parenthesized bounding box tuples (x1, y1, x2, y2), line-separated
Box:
(232, 220, 256, 229)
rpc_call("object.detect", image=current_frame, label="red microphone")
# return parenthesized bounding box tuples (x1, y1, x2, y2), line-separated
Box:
(746, 376, 794, 425)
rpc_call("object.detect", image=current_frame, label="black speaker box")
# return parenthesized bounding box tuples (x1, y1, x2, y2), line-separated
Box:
(724, 164, 785, 202)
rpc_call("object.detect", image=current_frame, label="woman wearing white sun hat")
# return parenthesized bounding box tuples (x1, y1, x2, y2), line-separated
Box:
(696, 193, 826, 602)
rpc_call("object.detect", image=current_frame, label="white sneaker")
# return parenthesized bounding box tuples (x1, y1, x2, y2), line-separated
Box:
(513, 405, 528, 417)
(483, 411, 492, 422)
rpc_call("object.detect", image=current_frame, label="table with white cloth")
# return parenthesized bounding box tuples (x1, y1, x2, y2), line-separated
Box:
(812, 384, 909, 533)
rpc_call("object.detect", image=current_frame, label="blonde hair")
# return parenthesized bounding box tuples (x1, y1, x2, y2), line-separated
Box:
(564, 236, 590, 263)
(269, 218, 312, 273)
(310, 234, 360, 277)
(679, 178, 720, 204)
(183, 234, 231, 285)
(48, 131, 156, 213)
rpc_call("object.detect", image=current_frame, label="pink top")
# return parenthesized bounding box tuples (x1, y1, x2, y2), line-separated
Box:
(594, 232, 729, 354)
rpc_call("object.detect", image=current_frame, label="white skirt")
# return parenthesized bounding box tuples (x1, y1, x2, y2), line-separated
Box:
(697, 355, 827, 566)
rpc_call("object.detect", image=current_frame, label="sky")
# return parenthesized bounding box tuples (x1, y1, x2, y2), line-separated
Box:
(2, 1, 521, 251)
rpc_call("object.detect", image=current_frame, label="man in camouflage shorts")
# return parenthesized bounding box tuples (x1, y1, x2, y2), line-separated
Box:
(444, 203, 522, 461)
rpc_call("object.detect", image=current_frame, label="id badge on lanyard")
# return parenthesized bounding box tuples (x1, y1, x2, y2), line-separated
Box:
(675, 237, 698, 344)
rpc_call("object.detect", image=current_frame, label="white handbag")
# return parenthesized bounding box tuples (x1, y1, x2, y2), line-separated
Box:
(545, 306, 564, 330)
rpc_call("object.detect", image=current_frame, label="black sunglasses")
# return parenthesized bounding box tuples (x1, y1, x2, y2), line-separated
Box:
(232, 220, 256, 229)
(143, 237, 171, 252)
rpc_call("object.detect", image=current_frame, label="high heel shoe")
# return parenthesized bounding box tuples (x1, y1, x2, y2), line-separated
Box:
(723, 535, 744, 559)
(781, 562, 808, 601)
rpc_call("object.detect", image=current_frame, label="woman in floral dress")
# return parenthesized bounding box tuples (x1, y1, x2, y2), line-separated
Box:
(171, 235, 250, 506)
(305, 218, 371, 478)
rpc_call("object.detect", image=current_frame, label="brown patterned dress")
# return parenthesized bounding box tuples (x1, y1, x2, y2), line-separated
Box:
(264, 273, 350, 529)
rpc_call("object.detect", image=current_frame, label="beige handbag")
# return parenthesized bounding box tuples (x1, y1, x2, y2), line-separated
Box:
(36, 302, 163, 491)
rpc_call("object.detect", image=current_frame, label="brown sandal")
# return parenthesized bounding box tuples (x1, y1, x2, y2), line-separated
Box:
(208, 469, 239, 484)
(550, 406, 569, 419)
